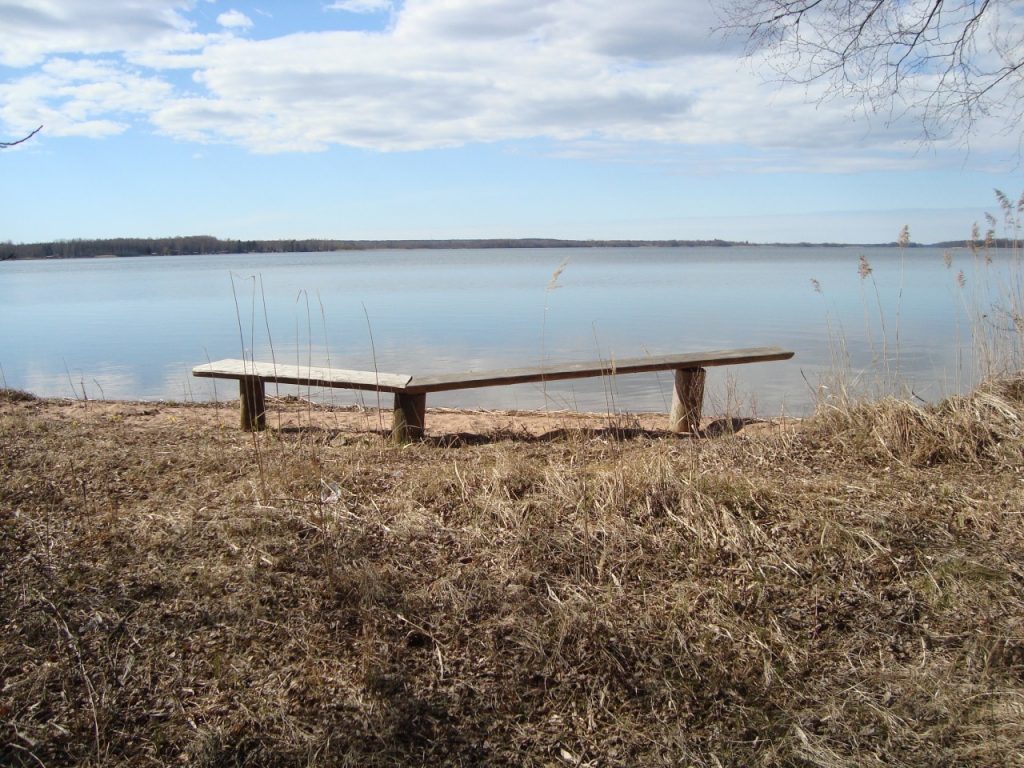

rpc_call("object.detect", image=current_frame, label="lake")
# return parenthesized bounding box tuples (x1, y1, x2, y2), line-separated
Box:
(0, 246, 1014, 416)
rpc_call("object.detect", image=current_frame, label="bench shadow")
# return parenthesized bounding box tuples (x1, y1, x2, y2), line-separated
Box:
(423, 418, 761, 446)
(702, 416, 762, 437)
(273, 425, 352, 438)
(423, 425, 665, 447)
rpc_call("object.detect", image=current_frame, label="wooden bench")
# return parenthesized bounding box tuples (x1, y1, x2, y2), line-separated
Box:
(192, 346, 794, 441)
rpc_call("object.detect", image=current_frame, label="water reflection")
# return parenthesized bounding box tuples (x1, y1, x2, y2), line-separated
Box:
(0, 246, 1011, 415)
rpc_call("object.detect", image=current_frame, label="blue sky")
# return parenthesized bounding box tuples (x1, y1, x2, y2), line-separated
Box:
(0, 0, 1020, 244)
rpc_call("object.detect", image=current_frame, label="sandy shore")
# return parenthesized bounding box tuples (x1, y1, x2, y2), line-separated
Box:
(0, 394, 789, 440)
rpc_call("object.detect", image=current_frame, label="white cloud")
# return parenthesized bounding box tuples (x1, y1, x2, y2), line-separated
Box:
(0, 0, 1005, 164)
(0, 58, 172, 138)
(0, 1, 200, 67)
(325, 0, 393, 12)
(216, 10, 254, 29)
(144, 0, 891, 156)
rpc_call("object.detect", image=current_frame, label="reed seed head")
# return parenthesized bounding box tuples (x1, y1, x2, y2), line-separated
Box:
(858, 255, 872, 280)
(547, 257, 570, 291)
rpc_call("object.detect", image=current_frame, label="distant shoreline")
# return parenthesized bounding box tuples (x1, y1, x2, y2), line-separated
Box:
(0, 235, 1008, 261)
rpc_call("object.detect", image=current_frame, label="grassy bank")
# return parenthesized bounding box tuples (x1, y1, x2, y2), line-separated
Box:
(2, 384, 1023, 766)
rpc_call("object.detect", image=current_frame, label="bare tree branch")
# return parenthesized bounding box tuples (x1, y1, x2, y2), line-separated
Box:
(1, 125, 43, 149)
(717, 0, 1024, 143)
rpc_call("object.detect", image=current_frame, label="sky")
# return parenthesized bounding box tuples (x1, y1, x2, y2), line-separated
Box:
(0, 0, 1021, 244)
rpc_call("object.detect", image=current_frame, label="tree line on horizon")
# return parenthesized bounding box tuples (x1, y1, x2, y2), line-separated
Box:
(2, 235, 1016, 261)
(1, 236, 751, 260)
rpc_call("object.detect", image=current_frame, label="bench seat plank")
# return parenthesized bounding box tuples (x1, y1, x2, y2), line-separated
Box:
(192, 359, 412, 393)
(404, 346, 794, 393)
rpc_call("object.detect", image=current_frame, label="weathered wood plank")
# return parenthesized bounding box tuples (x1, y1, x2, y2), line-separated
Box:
(193, 359, 412, 393)
(239, 376, 266, 431)
(392, 392, 427, 443)
(404, 347, 793, 393)
(669, 367, 705, 434)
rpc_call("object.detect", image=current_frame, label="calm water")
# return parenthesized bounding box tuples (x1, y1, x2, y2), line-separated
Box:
(0, 246, 1011, 415)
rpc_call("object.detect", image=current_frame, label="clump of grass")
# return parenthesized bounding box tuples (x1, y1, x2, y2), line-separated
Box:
(0, 387, 37, 402)
(808, 372, 1024, 467)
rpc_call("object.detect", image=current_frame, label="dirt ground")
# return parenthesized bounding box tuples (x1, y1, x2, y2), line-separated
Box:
(3, 385, 1022, 767)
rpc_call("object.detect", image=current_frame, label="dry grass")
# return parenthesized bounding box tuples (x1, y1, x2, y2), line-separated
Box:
(2, 381, 1024, 766)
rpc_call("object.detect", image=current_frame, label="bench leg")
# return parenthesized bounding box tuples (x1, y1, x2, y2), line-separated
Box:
(240, 376, 267, 431)
(669, 367, 705, 435)
(392, 392, 426, 443)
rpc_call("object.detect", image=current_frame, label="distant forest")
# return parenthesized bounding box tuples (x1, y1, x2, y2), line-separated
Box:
(1, 236, 742, 260)
(0, 235, 1013, 260)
